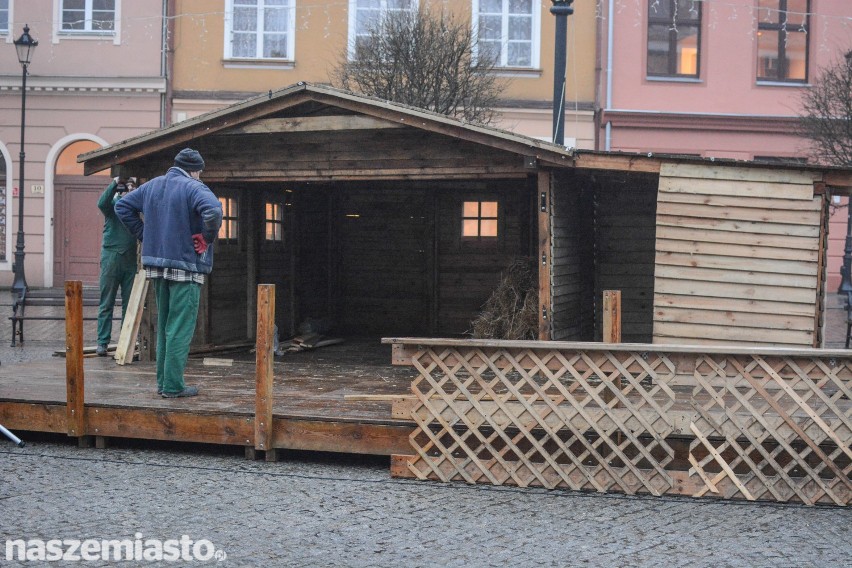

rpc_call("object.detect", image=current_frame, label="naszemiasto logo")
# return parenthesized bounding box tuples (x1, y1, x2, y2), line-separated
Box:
(5, 533, 227, 562)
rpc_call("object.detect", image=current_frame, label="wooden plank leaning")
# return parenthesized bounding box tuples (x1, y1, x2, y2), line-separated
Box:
(114, 270, 149, 365)
(255, 284, 275, 460)
(65, 281, 85, 439)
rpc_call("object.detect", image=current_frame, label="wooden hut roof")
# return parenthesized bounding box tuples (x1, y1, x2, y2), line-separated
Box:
(78, 82, 577, 176)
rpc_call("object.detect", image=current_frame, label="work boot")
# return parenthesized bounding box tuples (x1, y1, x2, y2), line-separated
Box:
(96, 344, 108, 357)
(161, 386, 199, 398)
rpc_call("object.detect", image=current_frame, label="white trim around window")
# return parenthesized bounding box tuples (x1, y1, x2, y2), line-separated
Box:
(52, 0, 121, 45)
(224, 0, 295, 62)
(472, 0, 540, 69)
(346, 0, 418, 60)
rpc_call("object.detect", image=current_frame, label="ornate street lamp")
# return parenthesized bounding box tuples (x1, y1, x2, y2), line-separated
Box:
(10, 25, 37, 303)
(550, 0, 574, 146)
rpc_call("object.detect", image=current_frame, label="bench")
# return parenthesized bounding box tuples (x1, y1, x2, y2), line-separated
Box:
(10, 288, 121, 347)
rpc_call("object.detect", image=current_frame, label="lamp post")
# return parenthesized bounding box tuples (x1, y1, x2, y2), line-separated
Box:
(550, 0, 574, 146)
(10, 25, 37, 303)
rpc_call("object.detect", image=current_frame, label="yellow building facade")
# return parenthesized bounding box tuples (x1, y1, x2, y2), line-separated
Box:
(170, 0, 597, 147)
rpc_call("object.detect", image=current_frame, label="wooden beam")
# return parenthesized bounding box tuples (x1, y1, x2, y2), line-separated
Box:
(574, 153, 661, 173)
(538, 172, 552, 340)
(220, 115, 406, 135)
(824, 170, 852, 194)
(65, 281, 85, 437)
(255, 284, 275, 451)
(602, 290, 622, 343)
(114, 270, 149, 365)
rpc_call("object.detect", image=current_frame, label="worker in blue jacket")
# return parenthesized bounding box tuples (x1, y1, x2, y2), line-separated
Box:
(96, 177, 138, 357)
(115, 149, 222, 398)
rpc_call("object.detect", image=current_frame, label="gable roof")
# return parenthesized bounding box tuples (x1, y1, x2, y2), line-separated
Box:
(79, 82, 577, 175)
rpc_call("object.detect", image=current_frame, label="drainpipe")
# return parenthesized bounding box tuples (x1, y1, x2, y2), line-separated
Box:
(550, 0, 574, 146)
(605, 0, 613, 151)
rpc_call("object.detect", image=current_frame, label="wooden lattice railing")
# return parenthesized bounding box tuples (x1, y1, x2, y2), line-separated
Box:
(383, 339, 852, 506)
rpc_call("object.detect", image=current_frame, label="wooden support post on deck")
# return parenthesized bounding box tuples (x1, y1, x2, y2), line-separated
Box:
(65, 281, 90, 446)
(538, 171, 552, 340)
(602, 290, 622, 407)
(255, 284, 276, 461)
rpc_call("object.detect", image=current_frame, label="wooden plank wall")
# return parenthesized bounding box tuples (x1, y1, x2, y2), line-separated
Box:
(437, 182, 532, 335)
(257, 189, 296, 337)
(337, 188, 430, 335)
(296, 188, 332, 329)
(207, 189, 249, 344)
(653, 163, 822, 347)
(550, 171, 594, 341)
(594, 171, 658, 342)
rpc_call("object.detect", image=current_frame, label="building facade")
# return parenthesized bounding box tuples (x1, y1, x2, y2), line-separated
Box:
(0, 0, 166, 288)
(169, 0, 598, 146)
(598, 0, 852, 289)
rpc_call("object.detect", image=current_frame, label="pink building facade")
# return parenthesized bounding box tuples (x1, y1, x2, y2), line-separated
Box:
(598, 0, 851, 289)
(0, 0, 165, 288)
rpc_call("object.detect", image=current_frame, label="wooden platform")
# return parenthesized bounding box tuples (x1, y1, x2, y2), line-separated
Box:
(0, 339, 417, 456)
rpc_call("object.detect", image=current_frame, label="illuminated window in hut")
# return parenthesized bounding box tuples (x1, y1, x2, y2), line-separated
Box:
(219, 197, 239, 241)
(265, 202, 284, 241)
(462, 201, 498, 238)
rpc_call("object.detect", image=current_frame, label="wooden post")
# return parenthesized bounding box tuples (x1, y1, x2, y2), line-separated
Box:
(114, 269, 149, 365)
(602, 290, 622, 343)
(538, 171, 552, 340)
(65, 281, 86, 441)
(255, 284, 275, 459)
(602, 290, 622, 408)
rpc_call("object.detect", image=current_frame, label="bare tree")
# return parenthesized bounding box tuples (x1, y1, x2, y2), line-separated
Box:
(799, 50, 852, 166)
(331, 8, 504, 125)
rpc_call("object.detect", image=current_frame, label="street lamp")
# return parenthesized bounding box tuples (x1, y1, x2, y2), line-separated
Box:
(10, 25, 37, 303)
(550, 0, 574, 146)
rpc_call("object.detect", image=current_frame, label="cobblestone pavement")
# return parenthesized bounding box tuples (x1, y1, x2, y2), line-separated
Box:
(1, 291, 851, 567)
(1, 439, 851, 568)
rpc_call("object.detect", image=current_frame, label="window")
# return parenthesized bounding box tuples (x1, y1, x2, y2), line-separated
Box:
(0, 0, 9, 33)
(265, 202, 283, 242)
(219, 197, 239, 241)
(349, 0, 416, 58)
(756, 0, 809, 82)
(62, 0, 116, 32)
(226, 0, 294, 60)
(647, 0, 701, 78)
(475, 0, 539, 68)
(462, 201, 498, 239)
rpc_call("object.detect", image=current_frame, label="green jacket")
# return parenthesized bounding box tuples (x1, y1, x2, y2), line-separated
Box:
(98, 181, 137, 254)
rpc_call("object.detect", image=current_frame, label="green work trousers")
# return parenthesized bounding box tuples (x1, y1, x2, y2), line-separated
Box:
(97, 249, 137, 346)
(154, 278, 201, 395)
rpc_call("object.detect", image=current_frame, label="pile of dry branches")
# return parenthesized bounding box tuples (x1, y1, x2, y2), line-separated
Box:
(471, 258, 539, 340)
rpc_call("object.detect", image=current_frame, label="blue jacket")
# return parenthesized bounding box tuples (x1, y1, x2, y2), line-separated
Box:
(115, 167, 223, 274)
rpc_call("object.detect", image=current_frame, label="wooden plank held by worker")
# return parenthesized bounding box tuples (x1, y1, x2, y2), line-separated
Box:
(114, 270, 149, 365)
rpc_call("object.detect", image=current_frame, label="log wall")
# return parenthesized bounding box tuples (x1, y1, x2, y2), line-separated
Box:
(653, 163, 824, 347)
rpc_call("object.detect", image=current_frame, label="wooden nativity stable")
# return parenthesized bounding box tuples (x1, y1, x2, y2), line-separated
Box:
(80, 82, 852, 350)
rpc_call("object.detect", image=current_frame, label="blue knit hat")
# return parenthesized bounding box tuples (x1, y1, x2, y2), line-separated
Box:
(174, 148, 205, 171)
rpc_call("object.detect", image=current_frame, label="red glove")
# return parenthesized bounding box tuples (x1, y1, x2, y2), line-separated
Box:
(192, 233, 208, 254)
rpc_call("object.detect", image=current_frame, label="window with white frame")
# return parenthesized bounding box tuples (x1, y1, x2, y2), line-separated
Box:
(474, 0, 539, 68)
(0, 0, 9, 33)
(62, 0, 116, 32)
(348, 0, 417, 59)
(226, 0, 294, 60)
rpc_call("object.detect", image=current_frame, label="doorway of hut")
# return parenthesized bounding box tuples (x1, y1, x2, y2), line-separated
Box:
(204, 179, 534, 349)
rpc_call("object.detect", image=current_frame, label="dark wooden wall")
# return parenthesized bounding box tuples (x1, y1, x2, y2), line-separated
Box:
(208, 187, 249, 344)
(550, 171, 595, 341)
(436, 181, 533, 335)
(592, 171, 658, 342)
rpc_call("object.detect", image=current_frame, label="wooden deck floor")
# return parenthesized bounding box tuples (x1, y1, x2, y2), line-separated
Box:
(0, 339, 418, 455)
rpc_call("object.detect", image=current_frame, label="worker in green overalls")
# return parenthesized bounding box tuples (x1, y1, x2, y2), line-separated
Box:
(96, 177, 138, 356)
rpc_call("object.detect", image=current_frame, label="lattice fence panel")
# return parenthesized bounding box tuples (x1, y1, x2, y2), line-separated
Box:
(688, 354, 852, 505)
(395, 344, 852, 505)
